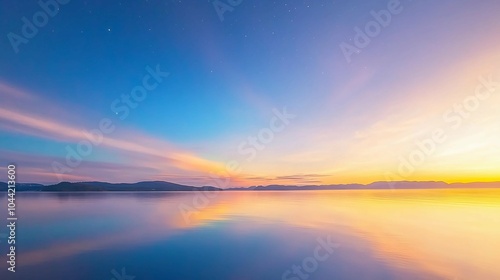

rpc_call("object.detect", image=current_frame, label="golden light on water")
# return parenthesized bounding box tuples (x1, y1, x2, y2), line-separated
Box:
(183, 189, 500, 279)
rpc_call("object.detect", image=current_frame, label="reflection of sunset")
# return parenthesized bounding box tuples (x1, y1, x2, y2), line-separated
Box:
(324, 190, 500, 279)
(5, 190, 500, 279)
(180, 189, 500, 279)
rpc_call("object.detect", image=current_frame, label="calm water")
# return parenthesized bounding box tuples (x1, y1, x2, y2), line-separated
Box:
(1, 189, 500, 280)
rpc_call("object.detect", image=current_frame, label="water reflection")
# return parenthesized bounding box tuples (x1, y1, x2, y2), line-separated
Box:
(0, 188, 499, 279)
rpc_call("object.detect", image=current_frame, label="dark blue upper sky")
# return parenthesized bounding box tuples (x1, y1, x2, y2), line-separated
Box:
(1, 1, 362, 148)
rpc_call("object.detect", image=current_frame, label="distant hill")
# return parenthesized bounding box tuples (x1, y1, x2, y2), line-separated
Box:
(42, 181, 221, 192)
(1, 181, 499, 192)
(227, 181, 500, 191)
(0, 181, 220, 192)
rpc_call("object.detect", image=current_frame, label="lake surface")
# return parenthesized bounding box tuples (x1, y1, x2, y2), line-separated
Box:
(1, 189, 500, 280)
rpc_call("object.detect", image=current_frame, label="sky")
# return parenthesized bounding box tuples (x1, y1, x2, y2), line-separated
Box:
(1, 0, 500, 187)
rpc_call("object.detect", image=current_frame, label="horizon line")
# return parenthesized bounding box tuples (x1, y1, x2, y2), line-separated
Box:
(3, 180, 500, 188)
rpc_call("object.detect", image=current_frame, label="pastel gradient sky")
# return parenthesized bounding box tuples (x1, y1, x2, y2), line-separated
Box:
(1, 0, 500, 186)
